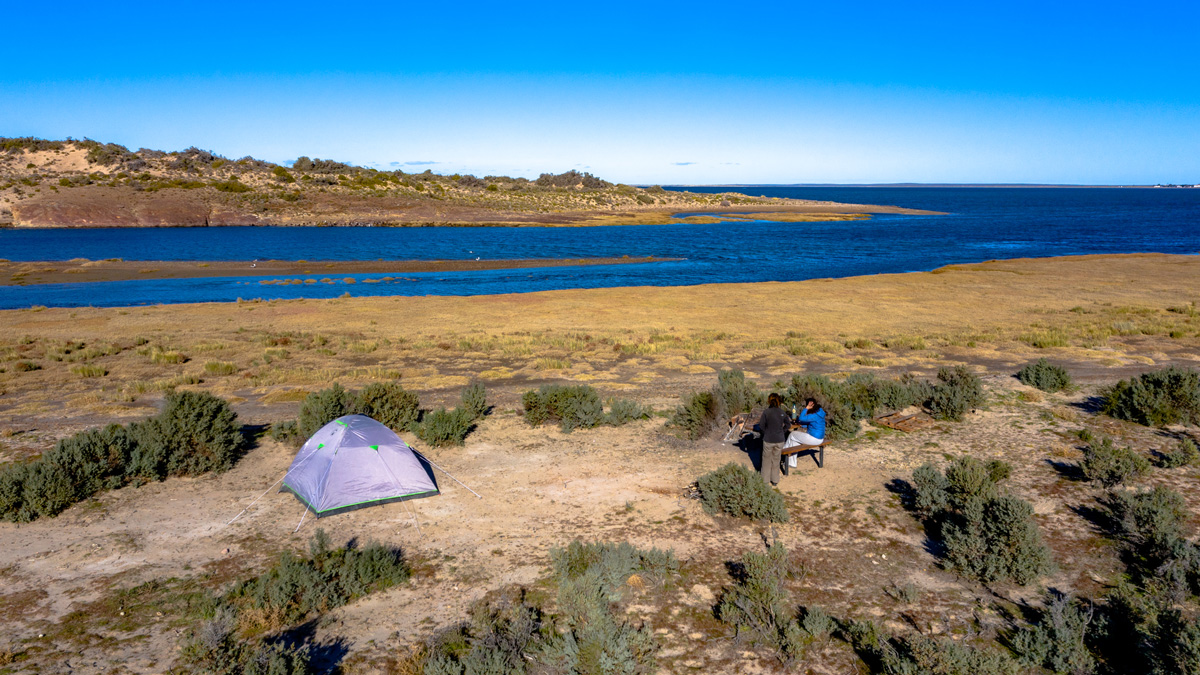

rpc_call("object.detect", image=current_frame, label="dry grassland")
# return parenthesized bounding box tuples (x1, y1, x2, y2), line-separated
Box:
(0, 252, 1198, 674)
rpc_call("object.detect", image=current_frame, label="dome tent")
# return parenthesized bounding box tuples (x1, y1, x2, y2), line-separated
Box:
(281, 415, 438, 517)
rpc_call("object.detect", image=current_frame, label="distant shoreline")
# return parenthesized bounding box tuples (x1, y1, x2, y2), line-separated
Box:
(664, 183, 1196, 189)
(0, 256, 677, 286)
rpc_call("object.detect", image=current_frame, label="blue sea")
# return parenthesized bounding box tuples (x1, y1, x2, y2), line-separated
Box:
(0, 187, 1197, 309)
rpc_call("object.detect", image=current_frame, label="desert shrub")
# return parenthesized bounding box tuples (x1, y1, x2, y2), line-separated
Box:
(552, 540, 679, 597)
(414, 408, 474, 447)
(1149, 609, 1200, 675)
(670, 390, 719, 439)
(1017, 358, 1072, 392)
(604, 397, 651, 426)
(534, 170, 611, 189)
(697, 463, 789, 522)
(210, 179, 252, 193)
(714, 369, 762, 418)
(717, 543, 810, 663)
(180, 607, 311, 675)
(875, 373, 935, 411)
(125, 391, 243, 479)
(908, 457, 1052, 585)
(521, 384, 605, 432)
(929, 365, 985, 421)
(1080, 438, 1150, 487)
(13, 360, 40, 372)
(458, 382, 488, 422)
(0, 393, 242, 522)
(226, 529, 409, 627)
(1104, 486, 1200, 593)
(355, 382, 420, 432)
(271, 165, 295, 183)
(847, 620, 1018, 675)
(1101, 366, 1200, 427)
(268, 420, 300, 445)
(1160, 438, 1199, 468)
(296, 383, 353, 439)
(1011, 592, 1097, 675)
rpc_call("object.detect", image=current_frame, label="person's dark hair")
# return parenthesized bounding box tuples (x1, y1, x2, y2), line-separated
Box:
(768, 393, 782, 408)
(805, 397, 822, 413)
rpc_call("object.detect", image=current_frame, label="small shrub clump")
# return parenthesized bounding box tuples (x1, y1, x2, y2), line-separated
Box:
(847, 620, 1018, 675)
(1160, 438, 1199, 469)
(670, 390, 718, 440)
(1017, 358, 1072, 392)
(1104, 486, 1200, 593)
(1010, 592, 1097, 675)
(522, 384, 605, 431)
(0, 391, 243, 522)
(717, 543, 819, 663)
(355, 381, 420, 432)
(604, 397, 652, 426)
(909, 456, 1053, 584)
(1102, 366, 1200, 427)
(928, 365, 986, 421)
(296, 382, 354, 439)
(670, 369, 760, 440)
(1080, 438, 1150, 487)
(697, 463, 789, 523)
(414, 384, 489, 447)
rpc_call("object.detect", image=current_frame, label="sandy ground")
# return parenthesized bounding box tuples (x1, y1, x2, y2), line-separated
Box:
(1, 253, 1198, 673)
(0, 257, 673, 286)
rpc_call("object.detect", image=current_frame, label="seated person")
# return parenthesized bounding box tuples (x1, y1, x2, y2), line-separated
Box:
(785, 397, 826, 447)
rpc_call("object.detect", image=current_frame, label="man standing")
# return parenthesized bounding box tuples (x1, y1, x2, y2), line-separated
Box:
(758, 393, 791, 486)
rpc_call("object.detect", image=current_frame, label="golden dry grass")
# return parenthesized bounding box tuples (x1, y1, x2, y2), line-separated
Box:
(0, 253, 1197, 423)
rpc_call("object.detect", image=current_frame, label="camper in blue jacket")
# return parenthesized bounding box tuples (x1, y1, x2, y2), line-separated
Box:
(787, 398, 826, 446)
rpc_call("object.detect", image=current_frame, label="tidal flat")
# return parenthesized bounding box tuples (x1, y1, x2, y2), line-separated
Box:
(0, 252, 1198, 673)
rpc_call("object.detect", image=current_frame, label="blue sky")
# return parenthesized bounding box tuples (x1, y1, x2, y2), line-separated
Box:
(2, 1, 1197, 184)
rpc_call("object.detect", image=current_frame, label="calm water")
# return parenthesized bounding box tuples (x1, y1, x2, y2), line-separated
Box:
(0, 187, 1196, 308)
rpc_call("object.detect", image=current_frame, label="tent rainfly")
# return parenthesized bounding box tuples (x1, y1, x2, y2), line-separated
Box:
(281, 415, 439, 517)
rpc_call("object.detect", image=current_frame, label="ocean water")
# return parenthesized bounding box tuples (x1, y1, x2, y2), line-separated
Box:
(0, 187, 1196, 309)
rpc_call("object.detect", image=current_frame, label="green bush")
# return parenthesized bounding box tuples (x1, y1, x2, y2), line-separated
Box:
(126, 391, 243, 480)
(697, 463, 789, 522)
(670, 390, 718, 439)
(875, 373, 935, 411)
(459, 382, 488, 422)
(717, 543, 812, 663)
(414, 408, 475, 447)
(296, 383, 353, 439)
(1150, 609, 1200, 675)
(181, 606, 311, 675)
(267, 420, 300, 446)
(355, 382, 420, 432)
(715, 369, 762, 418)
(783, 374, 862, 439)
(522, 384, 605, 432)
(1016, 358, 1072, 392)
(929, 365, 985, 421)
(1080, 438, 1150, 487)
(908, 457, 1052, 585)
(552, 540, 679, 598)
(1160, 438, 1199, 469)
(226, 529, 409, 627)
(604, 397, 651, 426)
(0, 392, 243, 522)
(1102, 366, 1200, 427)
(1011, 592, 1097, 675)
(847, 620, 1018, 675)
(1104, 486, 1199, 591)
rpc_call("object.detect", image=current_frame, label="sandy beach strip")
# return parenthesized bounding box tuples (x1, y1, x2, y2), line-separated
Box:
(0, 256, 676, 286)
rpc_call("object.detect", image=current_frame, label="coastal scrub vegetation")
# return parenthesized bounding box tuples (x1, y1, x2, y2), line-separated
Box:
(1079, 437, 1150, 487)
(1101, 366, 1200, 427)
(717, 543, 822, 664)
(288, 381, 487, 447)
(0, 391, 243, 522)
(521, 383, 650, 432)
(1016, 358, 1072, 392)
(909, 456, 1053, 584)
(697, 462, 789, 522)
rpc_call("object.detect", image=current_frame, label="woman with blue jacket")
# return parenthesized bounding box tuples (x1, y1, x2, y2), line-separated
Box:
(786, 398, 826, 447)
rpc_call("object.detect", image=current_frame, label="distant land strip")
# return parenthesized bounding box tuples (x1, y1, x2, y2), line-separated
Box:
(0, 256, 678, 286)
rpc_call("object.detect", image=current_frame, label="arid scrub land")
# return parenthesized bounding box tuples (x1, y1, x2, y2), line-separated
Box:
(0, 253, 1199, 674)
(0, 138, 933, 228)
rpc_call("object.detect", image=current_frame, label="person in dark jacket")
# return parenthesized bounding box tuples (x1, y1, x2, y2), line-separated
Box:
(758, 392, 791, 486)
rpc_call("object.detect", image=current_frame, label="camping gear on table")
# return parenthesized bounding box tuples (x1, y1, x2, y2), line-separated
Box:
(281, 414, 439, 517)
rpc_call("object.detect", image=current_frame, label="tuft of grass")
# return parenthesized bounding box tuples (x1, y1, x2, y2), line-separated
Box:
(203, 361, 237, 376)
(70, 364, 107, 378)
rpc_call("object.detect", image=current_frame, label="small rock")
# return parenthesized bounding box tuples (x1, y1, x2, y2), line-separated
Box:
(222, 548, 231, 555)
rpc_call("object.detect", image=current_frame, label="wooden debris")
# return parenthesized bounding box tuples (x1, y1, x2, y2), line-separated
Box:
(873, 411, 934, 432)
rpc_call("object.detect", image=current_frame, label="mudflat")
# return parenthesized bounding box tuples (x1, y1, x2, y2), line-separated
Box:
(1, 253, 1198, 673)
(0, 256, 674, 286)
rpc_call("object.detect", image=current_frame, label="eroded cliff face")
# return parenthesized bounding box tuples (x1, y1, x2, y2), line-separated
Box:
(10, 188, 262, 227)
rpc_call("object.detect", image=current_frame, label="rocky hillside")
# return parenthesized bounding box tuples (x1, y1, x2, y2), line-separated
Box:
(0, 138, 784, 227)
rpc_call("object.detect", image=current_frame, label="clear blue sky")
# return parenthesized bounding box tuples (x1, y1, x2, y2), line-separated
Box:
(2, 1, 1197, 184)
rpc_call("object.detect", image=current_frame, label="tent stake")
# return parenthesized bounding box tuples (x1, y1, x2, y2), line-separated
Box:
(413, 450, 482, 499)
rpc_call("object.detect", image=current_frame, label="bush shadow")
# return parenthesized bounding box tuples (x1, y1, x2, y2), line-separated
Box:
(1046, 459, 1086, 481)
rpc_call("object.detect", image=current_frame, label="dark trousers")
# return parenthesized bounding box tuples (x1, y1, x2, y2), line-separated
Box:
(761, 441, 784, 485)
